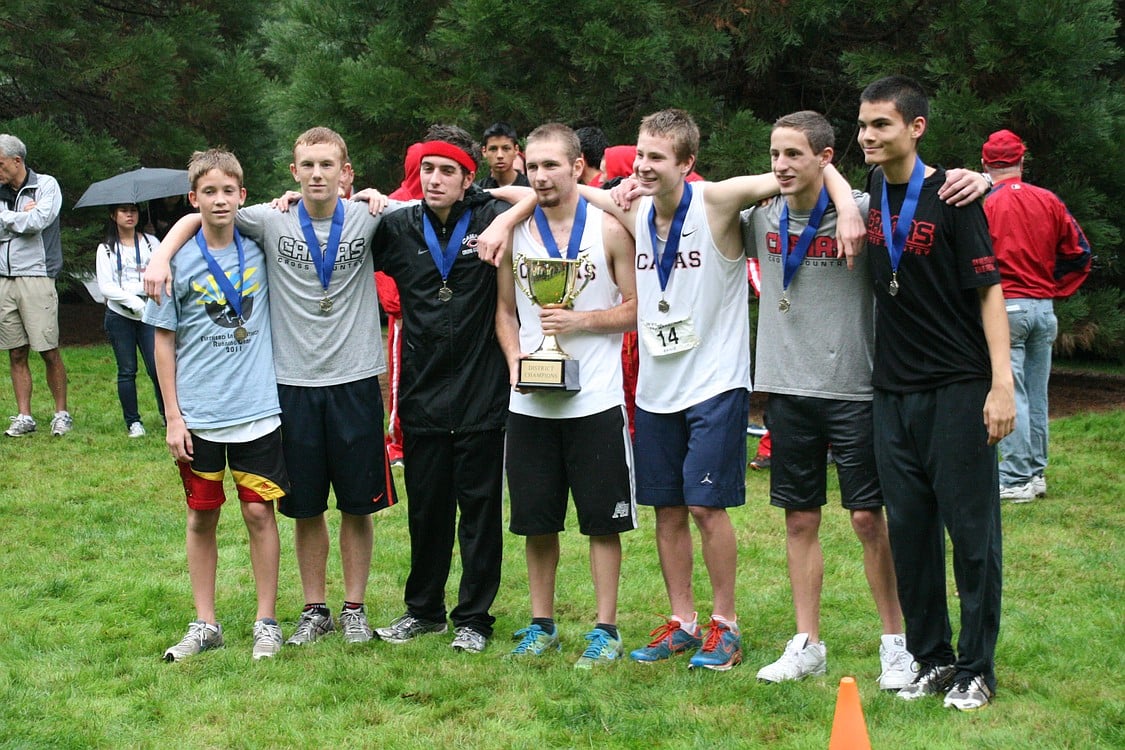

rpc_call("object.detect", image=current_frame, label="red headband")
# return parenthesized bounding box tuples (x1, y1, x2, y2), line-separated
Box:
(418, 141, 476, 173)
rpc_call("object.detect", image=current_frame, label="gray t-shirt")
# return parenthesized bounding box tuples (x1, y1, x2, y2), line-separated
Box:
(144, 233, 280, 429)
(237, 200, 386, 386)
(741, 191, 874, 401)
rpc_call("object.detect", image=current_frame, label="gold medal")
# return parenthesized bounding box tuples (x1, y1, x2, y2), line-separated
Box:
(234, 326, 248, 343)
(778, 296, 791, 313)
(320, 296, 333, 313)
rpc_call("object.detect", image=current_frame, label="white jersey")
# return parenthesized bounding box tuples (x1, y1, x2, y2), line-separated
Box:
(509, 205, 624, 419)
(633, 182, 751, 413)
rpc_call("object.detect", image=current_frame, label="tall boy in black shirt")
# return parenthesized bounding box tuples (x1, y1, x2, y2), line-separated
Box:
(857, 75, 1014, 712)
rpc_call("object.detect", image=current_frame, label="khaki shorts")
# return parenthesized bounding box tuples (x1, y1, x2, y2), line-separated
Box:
(0, 276, 59, 351)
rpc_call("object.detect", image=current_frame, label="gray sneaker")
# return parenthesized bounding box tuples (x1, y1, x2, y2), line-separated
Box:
(5, 414, 36, 437)
(340, 608, 374, 643)
(164, 621, 223, 662)
(943, 674, 993, 711)
(127, 421, 146, 438)
(285, 609, 335, 645)
(897, 663, 956, 701)
(50, 411, 73, 436)
(451, 626, 488, 653)
(375, 613, 448, 644)
(252, 618, 283, 660)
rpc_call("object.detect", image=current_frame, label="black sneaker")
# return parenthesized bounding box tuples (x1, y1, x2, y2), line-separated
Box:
(897, 662, 955, 701)
(375, 613, 448, 644)
(944, 674, 993, 711)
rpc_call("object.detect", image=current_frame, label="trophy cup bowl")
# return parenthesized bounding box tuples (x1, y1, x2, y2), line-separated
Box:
(513, 253, 593, 391)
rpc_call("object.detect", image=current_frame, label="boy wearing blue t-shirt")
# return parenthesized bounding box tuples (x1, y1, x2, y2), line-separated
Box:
(145, 149, 289, 662)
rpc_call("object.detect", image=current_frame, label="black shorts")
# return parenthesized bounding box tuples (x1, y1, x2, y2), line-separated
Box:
(766, 395, 882, 511)
(506, 406, 636, 536)
(177, 427, 289, 511)
(276, 376, 397, 519)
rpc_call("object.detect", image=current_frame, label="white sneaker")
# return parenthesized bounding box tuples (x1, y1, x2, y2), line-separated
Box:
(756, 633, 827, 682)
(252, 618, 283, 660)
(1031, 475, 1047, 498)
(50, 411, 73, 436)
(5, 414, 36, 437)
(127, 421, 146, 438)
(999, 480, 1034, 503)
(878, 634, 917, 690)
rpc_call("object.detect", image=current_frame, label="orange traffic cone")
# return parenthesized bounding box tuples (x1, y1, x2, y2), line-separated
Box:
(828, 676, 871, 750)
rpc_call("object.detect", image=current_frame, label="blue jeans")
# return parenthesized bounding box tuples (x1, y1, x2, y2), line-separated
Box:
(999, 298, 1057, 487)
(104, 309, 164, 427)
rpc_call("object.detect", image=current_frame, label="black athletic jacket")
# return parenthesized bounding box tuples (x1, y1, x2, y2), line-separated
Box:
(373, 187, 510, 435)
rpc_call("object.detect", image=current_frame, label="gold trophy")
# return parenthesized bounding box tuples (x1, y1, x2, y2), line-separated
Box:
(513, 253, 594, 391)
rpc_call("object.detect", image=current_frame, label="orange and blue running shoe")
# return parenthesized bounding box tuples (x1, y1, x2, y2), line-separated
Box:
(688, 618, 742, 671)
(629, 617, 703, 663)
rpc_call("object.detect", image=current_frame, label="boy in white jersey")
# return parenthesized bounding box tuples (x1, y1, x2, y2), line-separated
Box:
(494, 124, 638, 668)
(481, 108, 864, 671)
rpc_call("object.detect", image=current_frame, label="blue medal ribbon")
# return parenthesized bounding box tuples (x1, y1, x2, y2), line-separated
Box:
(779, 186, 831, 293)
(880, 157, 926, 281)
(297, 199, 345, 294)
(648, 181, 693, 295)
(115, 234, 142, 282)
(195, 228, 246, 321)
(422, 208, 473, 284)
(533, 196, 587, 259)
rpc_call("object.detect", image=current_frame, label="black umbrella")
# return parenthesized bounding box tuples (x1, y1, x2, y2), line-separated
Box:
(74, 168, 189, 209)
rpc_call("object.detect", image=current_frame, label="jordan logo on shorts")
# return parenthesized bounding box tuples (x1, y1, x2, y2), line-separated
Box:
(700, 473, 713, 485)
(611, 502, 630, 519)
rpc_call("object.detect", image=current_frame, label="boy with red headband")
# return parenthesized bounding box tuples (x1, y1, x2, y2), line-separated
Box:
(370, 125, 511, 654)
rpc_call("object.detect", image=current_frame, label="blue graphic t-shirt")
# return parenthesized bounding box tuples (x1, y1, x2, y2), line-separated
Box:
(143, 233, 280, 429)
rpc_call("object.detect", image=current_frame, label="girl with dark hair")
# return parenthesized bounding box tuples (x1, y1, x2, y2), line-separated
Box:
(95, 203, 164, 436)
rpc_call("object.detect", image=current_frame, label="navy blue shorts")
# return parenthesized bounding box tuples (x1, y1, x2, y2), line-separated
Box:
(634, 388, 749, 508)
(766, 395, 882, 511)
(277, 376, 397, 519)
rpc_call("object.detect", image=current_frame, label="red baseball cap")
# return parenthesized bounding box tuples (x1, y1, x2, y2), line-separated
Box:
(982, 129, 1026, 167)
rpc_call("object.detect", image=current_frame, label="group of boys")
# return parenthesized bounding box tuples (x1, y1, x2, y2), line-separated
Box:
(141, 74, 1016, 713)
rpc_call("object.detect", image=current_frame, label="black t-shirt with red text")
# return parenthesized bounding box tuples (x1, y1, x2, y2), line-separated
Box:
(866, 166, 1000, 392)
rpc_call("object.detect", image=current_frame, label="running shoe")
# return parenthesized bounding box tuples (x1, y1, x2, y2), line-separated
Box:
(375, 613, 447, 643)
(339, 607, 374, 643)
(164, 621, 223, 662)
(252, 618, 283, 660)
(629, 618, 702, 663)
(574, 627, 624, 670)
(285, 609, 335, 645)
(509, 623, 560, 656)
(5, 414, 36, 437)
(756, 633, 826, 682)
(897, 663, 956, 701)
(688, 618, 742, 671)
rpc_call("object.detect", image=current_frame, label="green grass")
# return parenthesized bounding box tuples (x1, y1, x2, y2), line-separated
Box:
(1, 345, 1122, 748)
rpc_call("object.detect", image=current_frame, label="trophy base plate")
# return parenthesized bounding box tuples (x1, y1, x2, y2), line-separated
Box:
(517, 357, 581, 392)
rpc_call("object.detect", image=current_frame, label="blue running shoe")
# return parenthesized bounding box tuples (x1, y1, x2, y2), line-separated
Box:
(629, 618, 702, 663)
(575, 628, 624, 670)
(509, 623, 560, 656)
(688, 618, 742, 671)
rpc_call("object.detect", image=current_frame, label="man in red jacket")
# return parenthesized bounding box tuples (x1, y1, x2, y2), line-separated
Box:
(981, 129, 1091, 502)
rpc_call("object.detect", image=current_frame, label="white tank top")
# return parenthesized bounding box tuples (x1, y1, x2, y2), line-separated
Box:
(633, 182, 751, 412)
(509, 204, 625, 418)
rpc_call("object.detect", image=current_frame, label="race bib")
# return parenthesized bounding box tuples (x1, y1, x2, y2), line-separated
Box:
(640, 315, 700, 356)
